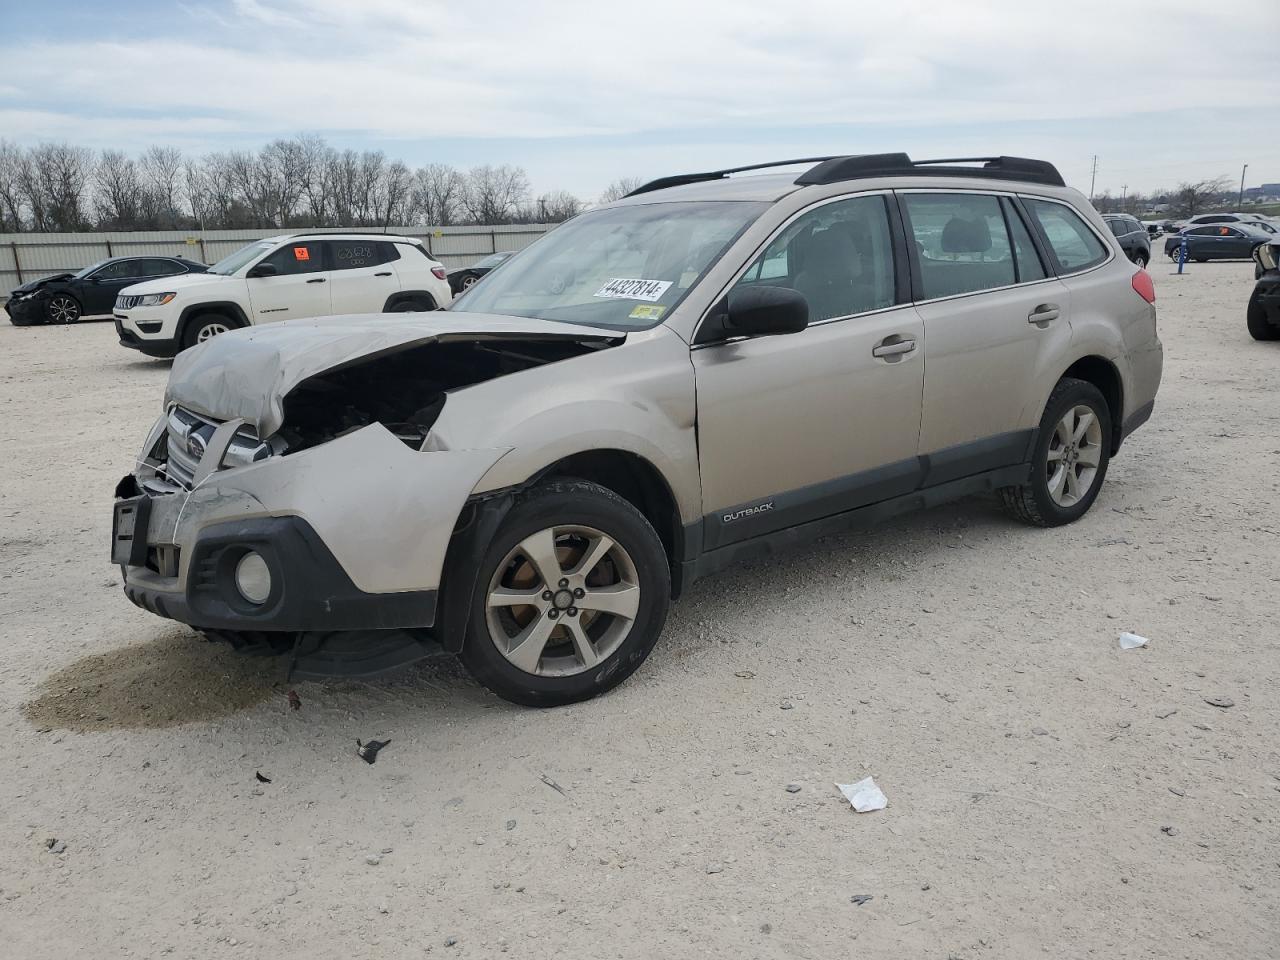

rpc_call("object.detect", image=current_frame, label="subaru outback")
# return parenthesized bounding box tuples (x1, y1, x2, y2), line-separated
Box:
(112, 153, 1163, 706)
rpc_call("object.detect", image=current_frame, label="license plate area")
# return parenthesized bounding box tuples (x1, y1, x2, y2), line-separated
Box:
(112, 495, 152, 566)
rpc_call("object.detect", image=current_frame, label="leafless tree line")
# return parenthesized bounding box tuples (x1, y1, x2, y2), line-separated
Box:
(0, 135, 617, 233)
(1091, 177, 1239, 219)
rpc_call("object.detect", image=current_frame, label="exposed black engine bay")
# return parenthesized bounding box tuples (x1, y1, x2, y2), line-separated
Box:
(277, 337, 612, 451)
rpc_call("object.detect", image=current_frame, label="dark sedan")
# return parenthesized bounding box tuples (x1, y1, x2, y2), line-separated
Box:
(1103, 214, 1151, 267)
(5, 255, 207, 326)
(1164, 224, 1273, 264)
(446, 251, 515, 295)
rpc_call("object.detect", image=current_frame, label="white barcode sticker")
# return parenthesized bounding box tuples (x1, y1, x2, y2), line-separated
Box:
(592, 278, 673, 302)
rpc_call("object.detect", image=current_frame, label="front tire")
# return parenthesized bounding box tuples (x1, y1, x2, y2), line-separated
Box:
(460, 479, 670, 707)
(999, 378, 1113, 527)
(181, 313, 234, 351)
(1247, 295, 1280, 341)
(46, 294, 81, 324)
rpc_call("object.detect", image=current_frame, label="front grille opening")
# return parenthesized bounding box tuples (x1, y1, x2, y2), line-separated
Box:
(145, 544, 180, 578)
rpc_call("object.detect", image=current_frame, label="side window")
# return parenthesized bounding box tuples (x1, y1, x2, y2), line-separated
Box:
(328, 239, 389, 271)
(1003, 199, 1047, 282)
(259, 241, 324, 276)
(1188, 226, 1217, 237)
(1106, 219, 1126, 237)
(140, 258, 185, 277)
(733, 195, 896, 323)
(93, 259, 143, 280)
(903, 193, 1015, 299)
(1024, 199, 1109, 273)
(381, 242, 402, 263)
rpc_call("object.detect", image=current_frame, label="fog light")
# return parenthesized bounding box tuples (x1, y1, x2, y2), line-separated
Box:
(234, 551, 272, 604)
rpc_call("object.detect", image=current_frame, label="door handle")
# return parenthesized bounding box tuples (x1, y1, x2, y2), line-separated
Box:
(871, 335, 917, 359)
(306, 277, 326, 284)
(1027, 303, 1060, 324)
(374, 271, 392, 277)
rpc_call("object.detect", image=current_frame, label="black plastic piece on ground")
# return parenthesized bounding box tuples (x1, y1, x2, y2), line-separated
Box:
(288, 629, 444, 680)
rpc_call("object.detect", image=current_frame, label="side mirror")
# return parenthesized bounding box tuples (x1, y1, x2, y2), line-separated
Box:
(712, 285, 808, 341)
(247, 262, 278, 278)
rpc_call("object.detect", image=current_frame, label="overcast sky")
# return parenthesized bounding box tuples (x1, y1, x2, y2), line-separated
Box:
(3, 0, 1277, 201)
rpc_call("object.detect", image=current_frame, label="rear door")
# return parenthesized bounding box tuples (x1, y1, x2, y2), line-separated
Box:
(246, 240, 332, 323)
(325, 239, 401, 315)
(903, 191, 1071, 477)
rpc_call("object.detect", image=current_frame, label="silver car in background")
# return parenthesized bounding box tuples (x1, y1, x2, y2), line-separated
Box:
(112, 153, 1163, 706)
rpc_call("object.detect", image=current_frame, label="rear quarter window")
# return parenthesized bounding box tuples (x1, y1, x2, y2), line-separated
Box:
(1024, 199, 1109, 274)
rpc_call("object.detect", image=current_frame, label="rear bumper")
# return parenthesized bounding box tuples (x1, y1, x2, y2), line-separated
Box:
(116, 317, 180, 357)
(118, 505, 437, 632)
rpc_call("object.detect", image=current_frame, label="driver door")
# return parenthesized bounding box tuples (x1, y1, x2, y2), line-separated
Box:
(246, 240, 332, 322)
(83, 258, 149, 315)
(692, 194, 924, 550)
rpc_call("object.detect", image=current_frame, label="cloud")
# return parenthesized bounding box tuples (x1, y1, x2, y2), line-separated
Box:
(1, 0, 1277, 194)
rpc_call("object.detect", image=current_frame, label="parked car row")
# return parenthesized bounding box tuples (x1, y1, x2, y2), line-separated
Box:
(6, 234, 528, 345)
(110, 152, 1164, 705)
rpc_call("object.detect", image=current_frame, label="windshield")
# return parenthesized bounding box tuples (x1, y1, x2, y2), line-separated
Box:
(209, 241, 274, 276)
(73, 260, 109, 279)
(450, 201, 767, 329)
(475, 252, 513, 269)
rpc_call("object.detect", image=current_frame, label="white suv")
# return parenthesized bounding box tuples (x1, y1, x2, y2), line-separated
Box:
(114, 233, 453, 357)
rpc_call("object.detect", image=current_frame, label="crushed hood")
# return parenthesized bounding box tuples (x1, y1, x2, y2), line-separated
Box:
(12, 273, 73, 294)
(166, 313, 621, 437)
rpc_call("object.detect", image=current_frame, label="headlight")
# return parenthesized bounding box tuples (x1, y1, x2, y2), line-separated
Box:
(136, 292, 177, 306)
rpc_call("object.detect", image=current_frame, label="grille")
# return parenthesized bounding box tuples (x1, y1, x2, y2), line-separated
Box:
(161, 406, 274, 490)
(117, 294, 144, 309)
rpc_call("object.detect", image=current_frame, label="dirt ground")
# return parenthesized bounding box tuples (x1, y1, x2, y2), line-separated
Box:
(1, 259, 1277, 959)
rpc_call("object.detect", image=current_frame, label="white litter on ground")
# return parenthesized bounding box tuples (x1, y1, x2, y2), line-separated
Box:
(836, 777, 888, 812)
(1119, 632, 1150, 650)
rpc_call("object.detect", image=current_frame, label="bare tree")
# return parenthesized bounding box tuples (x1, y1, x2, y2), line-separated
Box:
(20, 143, 94, 231)
(598, 176, 643, 205)
(463, 164, 530, 225)
(1172, 177, 1230, 219)
(0, 140, 25, 231)
(537, 190, 582, 222)
(93, 149, 145, 228)
(296, 133, 335, 226)
(140, 145, 185, 228)
(410, 163, 466, 226)
(369, 159, 412, 228)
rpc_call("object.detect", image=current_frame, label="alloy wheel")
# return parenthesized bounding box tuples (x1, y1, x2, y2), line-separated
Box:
(195, 321, 229, 343)
(48, 295, 80, 323)
(484, 524, 640, 677)
(1046, 404, 1103, 507)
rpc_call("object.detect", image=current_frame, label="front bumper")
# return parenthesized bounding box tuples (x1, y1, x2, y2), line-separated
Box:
(116, 316, 180, 358)
(5, 296, 45, 324)
(116, 491, 437, 632)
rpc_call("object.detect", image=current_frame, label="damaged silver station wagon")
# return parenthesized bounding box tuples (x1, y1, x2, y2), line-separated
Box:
(114, 153, 1163, 706)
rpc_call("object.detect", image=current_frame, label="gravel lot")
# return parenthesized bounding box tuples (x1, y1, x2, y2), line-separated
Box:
(2, 259, 1277, 959)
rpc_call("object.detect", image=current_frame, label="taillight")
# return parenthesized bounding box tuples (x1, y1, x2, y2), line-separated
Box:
(431, 266, 447, 281)
(1131, 269, 1155, 304)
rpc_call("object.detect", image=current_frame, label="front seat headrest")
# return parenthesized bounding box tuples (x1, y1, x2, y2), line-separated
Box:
(941, 216, 992, 254)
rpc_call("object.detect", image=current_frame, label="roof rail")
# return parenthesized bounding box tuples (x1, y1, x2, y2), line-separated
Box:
(625, 153, 1066, 198)
(625, 157, 838, 197)
(795, 153, 1065, 187)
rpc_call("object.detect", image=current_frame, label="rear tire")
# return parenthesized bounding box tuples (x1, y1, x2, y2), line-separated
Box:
(999, 378, 1113, 527)
(1247, 296, 1280, 341)
(1133, 253, 1148, 269)
(459, 479, 670, 707)
(181, 313, 236, 351)
(388, 296, 436, 313)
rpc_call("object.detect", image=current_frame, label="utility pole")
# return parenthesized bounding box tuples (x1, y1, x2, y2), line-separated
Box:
(1121, 184, 1127, 211)
(1238, 163, 1249, 209)
(1089, 155, 1098, 201)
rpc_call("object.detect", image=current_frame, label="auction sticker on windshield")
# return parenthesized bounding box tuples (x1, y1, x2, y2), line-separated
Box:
(593, 278, 673, 302)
